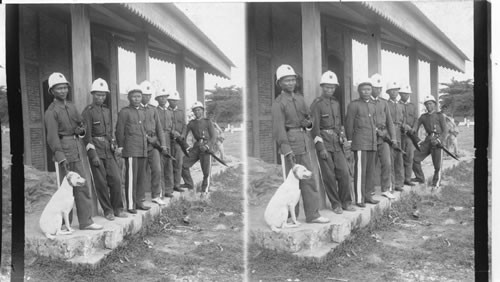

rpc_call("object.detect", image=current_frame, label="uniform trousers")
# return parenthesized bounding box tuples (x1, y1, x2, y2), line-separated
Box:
(282, 152, 321, 222)
(182, 146, 212, 192)
(375, 142, 392, 192)
(124, 157, 147, 210)
(316, 150, 352, 209)
(390, 142, 405, 188)
(57, 160, 94, 229)
(141, 149, 162, 199)
(164, 141, 184, 191)
(90, 157, 123, 216)
(412, 139, 443, 186)
(401, 135, 415, 183)
(353, 150, 376, 204)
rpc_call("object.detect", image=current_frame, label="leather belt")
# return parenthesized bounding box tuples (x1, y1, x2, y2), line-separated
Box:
(320, 129, 337, 135)
(59, 135, 77, 139)
(286, 127, 304, 132)
(94, 136, 108, 142)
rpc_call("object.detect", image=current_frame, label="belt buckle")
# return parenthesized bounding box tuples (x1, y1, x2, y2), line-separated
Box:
(325, 129, 334, 135)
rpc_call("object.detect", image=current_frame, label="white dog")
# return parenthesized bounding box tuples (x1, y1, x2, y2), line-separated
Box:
(264, 164, 312, 232)
(39, 171, 85, 240)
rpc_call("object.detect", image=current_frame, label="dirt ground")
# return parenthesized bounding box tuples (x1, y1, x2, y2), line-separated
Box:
(248, 126, 478, 282)
(2, 131, 244, 281)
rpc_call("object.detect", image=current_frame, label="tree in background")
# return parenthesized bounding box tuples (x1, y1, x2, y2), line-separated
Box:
(205, 85, 242, 127)
(439, 78, 474, 119)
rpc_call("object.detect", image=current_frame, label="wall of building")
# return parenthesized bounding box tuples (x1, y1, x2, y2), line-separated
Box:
(21, 5, 72, 171)
(248, 3, 303, 163)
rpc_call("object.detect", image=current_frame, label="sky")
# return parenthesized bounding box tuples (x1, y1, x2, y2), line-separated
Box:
(0, 1, 474, 96)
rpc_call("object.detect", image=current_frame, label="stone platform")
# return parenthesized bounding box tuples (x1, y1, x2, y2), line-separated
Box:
(25, 159, 238, 267)
(249, 152, 470, 260)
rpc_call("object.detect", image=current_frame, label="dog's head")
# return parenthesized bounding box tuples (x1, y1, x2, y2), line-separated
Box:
(66, 171, 86, 187)
(291, 164, 312, 180)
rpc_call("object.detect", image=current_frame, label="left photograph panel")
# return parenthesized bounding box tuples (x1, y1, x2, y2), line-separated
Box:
(2, 3, 245, 281)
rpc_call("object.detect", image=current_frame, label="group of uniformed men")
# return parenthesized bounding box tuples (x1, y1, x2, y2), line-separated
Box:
(272, 64, 447, 224)
(44, 72, 216, 231)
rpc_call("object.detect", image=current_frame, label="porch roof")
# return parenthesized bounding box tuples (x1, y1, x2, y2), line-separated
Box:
(320, 2, 468, 73)
(89, 3, 234, 78)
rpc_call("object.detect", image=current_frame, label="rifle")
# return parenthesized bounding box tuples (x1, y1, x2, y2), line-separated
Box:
(376, 128, 406, 155)
(405, 130, 422, 152)
(174, 137, 190, 156)
(431, 126, 459, 161)
(338, 129, 353, 176)
(146, 135, 176, 161)
(200, 133, 228, 167)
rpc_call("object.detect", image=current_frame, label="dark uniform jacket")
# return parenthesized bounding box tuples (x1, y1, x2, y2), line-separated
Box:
(345, 98, 377, 151)
(168, 106, 187, 138)
(116, 105, 148, 158)
(143, 104, 166, 151)
(400, 100, 419, 131)
(416, 111, 448, 143)
(157, 105, 173, 149)
(272, 91, 312, 155)
(310, 94, 343, 152)
(185, 118, 216, 149)
(82, 103, 115, 159)
(370, 97, 396, 144)
(44, 99, 85, 163)
(387, 99, 404, 142)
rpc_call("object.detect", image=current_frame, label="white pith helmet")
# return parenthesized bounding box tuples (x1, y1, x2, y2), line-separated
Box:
(385, 81, 400, 92)
(399, 85, 412, 94)
(357, 77, 372, 88)
(155, 87, 169, 99)
(167, 90, 181, 101)
(48, 72, 70, 91)
(90, 78, 110, 93)
(276, 64, 297, 84)
(140, 80, 155, 95)
(126, 84, 142, 95)
(423, 95, 437, 104)
(320, 71, 339, 86)
(370, 73, 383, 88)
(191, 101, 204, 111)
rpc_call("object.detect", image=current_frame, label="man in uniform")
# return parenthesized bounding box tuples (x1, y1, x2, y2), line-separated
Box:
(272, 64, 329, 224)
(370, 74, 397, 199)
(181, 101, 216, 196)
(345, 78, 381, 207)
(386, 81, 405, 192)
(44, 72, 102, 230)
(116, 85, 150, 213)
(398, 85, 419, 186)
(310, 71, 355, 214)
(140, 80, 167, 206)
(412, 96, 448, 188)
(82, 78, 127, 220)
(155, 87, 181, 198)
(164, 90, 188, 193)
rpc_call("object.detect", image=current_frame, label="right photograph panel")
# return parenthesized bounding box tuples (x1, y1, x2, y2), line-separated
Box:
(246, 2, 475, 281)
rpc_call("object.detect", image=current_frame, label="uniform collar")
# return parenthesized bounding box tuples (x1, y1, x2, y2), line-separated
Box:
(389, 99, 398, 103)
(168, 105, 178, 111)
(321, 94, 336, 101)
(370, 96, 379, 101)
(53, 99, 68, 108)
(157, 105, 168, 110)
(93, 102, 106, 108)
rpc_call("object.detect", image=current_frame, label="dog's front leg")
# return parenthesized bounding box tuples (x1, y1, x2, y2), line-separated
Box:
(288, 204, 300, 226)
(63, 210, 74, 233)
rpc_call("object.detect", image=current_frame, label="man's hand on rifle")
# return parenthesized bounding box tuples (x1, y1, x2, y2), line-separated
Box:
(161, 146, 169, 154)
(61, 160, 70, 173)
(91, 156, 100, 167)
(300, 118, 312, 128)
(286, 152, 296, 166)
(319, 149, 328, 160)
(115, 147, 123, 158)
(200, 143, 209, 152)
(430, 137, 439, 147)
(74, 123, 86, 136)
(171, 131, 181, 139)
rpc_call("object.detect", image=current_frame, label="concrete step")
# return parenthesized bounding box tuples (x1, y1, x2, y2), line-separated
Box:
(249, 183, 430, 259)
(25, 159, 238, 266)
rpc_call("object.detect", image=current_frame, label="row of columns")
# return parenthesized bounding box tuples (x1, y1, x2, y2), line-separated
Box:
(299, 2, 442, 208)
(70, 5, 205, 114)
